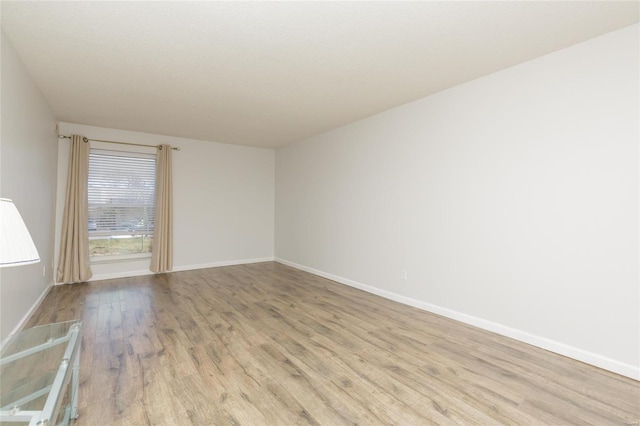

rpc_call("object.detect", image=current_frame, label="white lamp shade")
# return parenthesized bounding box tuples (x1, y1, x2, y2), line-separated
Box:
(0, 198, 40, 267)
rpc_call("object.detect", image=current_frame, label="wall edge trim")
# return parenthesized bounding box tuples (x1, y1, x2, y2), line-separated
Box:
(75, 257, 276, 282)
(275, 257, 640, 381)
(2, 284, 53, 347)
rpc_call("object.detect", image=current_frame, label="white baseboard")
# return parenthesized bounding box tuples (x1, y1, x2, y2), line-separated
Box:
(78, 257, 276, 283)
(275, 258, 640, 381)
(172, 257, 275, 272)
(86, 269, 154, 282)
(2, 284, 53, 348)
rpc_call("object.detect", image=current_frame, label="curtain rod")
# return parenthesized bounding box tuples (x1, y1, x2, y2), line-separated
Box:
(58, 135, 181, 151)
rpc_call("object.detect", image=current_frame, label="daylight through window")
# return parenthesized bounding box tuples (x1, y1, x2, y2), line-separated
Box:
(88, 149, 156, 257)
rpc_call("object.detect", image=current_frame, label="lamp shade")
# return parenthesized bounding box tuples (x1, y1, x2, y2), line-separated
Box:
(0, 198, 40, 268)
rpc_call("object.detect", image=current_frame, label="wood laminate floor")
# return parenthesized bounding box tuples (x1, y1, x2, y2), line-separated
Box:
(24, 262, 640, 425)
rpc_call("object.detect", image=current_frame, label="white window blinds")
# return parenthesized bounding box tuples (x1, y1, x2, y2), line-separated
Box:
(88, 149, 156, 238)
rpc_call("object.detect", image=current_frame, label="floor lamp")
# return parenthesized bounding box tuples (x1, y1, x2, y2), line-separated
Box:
(0, 200, 83, 425)
(0, 198, 40, 268)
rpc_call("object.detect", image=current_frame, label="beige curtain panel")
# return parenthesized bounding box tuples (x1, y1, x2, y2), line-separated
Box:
(57, 135, 92, 283)
(150, 144, 173, 273)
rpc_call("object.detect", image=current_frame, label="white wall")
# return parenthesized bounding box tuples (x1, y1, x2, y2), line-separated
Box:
(56, 122, 274, 281)
(276, 24, 639, 378)
(0, 31, 58, 338)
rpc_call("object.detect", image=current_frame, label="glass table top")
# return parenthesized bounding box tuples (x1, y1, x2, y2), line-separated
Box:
(0, 320, 82, 425)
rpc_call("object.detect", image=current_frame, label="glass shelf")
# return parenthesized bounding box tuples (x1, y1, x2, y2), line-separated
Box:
(0, 320, 82, 426)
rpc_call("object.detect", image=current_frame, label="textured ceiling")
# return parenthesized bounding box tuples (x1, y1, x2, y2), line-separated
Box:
(1, 1, 638, 148)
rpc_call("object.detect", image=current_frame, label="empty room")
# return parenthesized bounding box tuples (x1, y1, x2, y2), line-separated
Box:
(1, 1, 639, 425)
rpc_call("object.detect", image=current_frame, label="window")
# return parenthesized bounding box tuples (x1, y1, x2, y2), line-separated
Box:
(88, 149, 156, 258)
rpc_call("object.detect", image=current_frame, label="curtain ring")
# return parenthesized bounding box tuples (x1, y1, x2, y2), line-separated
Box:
(82, 137, 89, 143)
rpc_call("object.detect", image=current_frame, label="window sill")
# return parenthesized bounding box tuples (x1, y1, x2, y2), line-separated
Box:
(90, 253, 151, 264)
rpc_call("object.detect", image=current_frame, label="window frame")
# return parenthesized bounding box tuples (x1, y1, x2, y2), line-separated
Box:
(87, 147, 157, 262)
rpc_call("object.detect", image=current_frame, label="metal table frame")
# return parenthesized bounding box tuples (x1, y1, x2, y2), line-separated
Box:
(0, 321, 82, 426)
